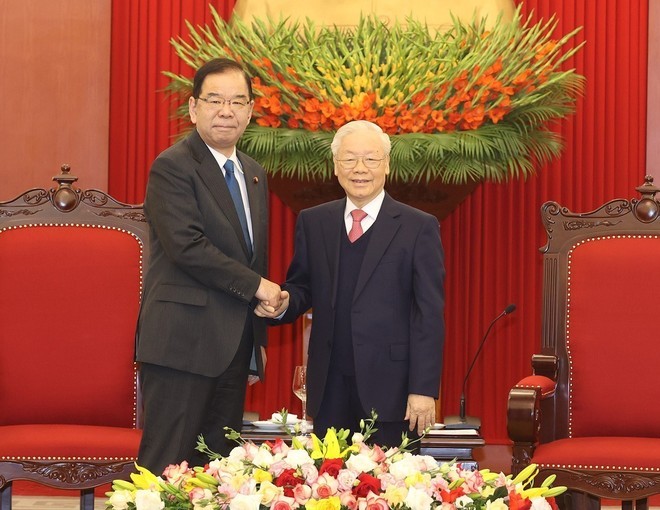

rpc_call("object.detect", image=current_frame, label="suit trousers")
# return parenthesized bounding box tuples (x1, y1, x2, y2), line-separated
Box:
(137, 322, 253, 474)
(313, 368, 419, 451)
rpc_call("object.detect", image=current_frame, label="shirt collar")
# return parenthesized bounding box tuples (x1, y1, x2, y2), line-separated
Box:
(206, 145, 244, 175)
(344, 190, 385, 220)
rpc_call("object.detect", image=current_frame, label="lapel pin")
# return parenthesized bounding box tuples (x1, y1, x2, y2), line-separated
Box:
(253, 176, 259, 184)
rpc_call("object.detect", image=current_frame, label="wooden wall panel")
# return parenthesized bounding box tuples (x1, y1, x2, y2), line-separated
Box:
(0, 0, 110, 199)
(648, 0, 659, 180)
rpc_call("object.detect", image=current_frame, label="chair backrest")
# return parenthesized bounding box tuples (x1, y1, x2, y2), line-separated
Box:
(539, 176, 660, 439)
(0, 165, 147, 428)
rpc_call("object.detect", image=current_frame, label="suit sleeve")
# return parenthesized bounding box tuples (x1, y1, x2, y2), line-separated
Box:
(145, 154, 262, 302)
(278, 211, 313, 323)
(408, 214, 445, 397)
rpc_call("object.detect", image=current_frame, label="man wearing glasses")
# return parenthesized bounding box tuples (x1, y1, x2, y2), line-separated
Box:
(258, 120, 445, 448)
(136, 58, 284, 473)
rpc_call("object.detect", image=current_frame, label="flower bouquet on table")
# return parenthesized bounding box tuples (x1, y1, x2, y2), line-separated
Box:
(106, 412, 565, 510)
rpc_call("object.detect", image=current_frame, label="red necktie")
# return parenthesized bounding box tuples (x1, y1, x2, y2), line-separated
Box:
(348, 209, 368, 243)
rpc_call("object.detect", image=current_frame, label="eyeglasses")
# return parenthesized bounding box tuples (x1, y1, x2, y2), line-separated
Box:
(335, 156, 387, 169)
(197, 96, 252, 112)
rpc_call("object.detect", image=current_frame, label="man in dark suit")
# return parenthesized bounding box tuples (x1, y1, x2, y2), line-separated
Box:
(136, 58, 284, 474)
(257, 120, 445, 447)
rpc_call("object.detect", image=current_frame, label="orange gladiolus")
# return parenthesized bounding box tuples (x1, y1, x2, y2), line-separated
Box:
(256, 115, 282, 128)
(460, 104, 485, 130)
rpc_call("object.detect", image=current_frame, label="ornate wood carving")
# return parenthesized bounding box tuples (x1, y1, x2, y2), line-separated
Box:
(0, 208, 39, 218)
(20, 460, 128, 484)
(572, 472, 660, 495)
(95, 209, 147, 222)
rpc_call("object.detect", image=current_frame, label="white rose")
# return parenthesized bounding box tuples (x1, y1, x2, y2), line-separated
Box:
(252, 448, 275, 469)
(417, 455, 438, 472)
(258, 481, 284, 505)
(229, 493, 263, 510)
(134, 489, 165, 510)
(455, 495, 474, 508)
(485, 498, 509, 510)
(403, 486, 433, 510)
(107, 489, 134, 509)
(229, 446, 248, 461)
(351, 432, 365, 444)
(345, 453, 378, 474)
(285, 448, 314, 468)
(530, 497, 553, 510)
(388, 457, 417, 480)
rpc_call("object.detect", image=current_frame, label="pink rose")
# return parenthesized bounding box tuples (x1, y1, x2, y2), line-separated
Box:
(190, 487, 214, 505)
(365, 494, 389, 510)
(336, 469, 358, 492)
(340, 491, 358, 510)
(293, 484, 312, 504)
(162, 461, 192, 486)
(272, 498, 294, 510)
(265, 438, 290, 455)
(367, 445, 387, 463)
(301, 463, 319, 484)
(312, 473, 339, 499)
(315, 484, 334, 499)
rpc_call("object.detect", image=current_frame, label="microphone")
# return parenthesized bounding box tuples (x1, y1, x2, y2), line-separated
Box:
(444, 304, 516, 430)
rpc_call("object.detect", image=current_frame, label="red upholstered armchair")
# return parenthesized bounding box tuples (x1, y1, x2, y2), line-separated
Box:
(0, 166, 147, 510)
(507, 176, 660, 510)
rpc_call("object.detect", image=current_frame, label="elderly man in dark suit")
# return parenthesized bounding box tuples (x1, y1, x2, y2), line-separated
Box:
(257, 120, 445, 447)
(136, 58, 283, 474)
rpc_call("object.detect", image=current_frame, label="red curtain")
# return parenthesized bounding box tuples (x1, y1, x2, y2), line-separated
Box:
(441, 0, 648, 442)
(108, 0, 648, 442)
(108, 0, 302, 417)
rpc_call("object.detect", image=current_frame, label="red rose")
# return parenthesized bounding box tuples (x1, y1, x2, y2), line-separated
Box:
(274, 468, 306, 497)
(352, 473, 381, 498)
(319, 458, 344, 478)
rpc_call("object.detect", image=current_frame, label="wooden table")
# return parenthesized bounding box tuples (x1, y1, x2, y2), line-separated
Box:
(420, 430, 485, 469)
(241, 426, 484, 470)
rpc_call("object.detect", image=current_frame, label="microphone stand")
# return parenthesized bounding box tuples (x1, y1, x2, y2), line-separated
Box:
(444, 304, 516, 430)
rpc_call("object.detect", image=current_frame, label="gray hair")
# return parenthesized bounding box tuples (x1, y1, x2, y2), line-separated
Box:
(331, 120, 391, 157)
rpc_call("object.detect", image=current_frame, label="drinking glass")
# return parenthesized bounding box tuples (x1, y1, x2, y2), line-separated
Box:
(292, 365, 308, 432)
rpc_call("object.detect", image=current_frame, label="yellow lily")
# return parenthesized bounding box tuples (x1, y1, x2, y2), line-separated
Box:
(130, 464, 163, 491)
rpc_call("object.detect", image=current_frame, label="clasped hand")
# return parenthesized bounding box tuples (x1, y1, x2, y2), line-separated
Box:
(254, 277, 289, 318)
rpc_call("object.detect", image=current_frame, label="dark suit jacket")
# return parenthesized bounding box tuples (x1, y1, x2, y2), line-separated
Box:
(280, 193, 445, 422)
(136, 129, 269, 378)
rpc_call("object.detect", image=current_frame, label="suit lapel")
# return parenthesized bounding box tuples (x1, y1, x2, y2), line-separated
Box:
(238, 153, 262, 264)
(353, 194, 401, 303)
(321, 199, 345, 309)
(189, 132, 252, 259)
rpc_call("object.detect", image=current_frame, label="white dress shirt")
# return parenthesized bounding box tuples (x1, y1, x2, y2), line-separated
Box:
(207, 146, 254, 243)
(343, 190, 385, 235)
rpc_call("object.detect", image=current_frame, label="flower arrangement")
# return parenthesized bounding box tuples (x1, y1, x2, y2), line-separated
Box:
(165, 6, 584, 184)
(105, 414, 565, 510)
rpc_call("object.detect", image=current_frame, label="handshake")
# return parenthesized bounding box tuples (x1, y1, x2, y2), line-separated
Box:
(254, 277, 290, 318)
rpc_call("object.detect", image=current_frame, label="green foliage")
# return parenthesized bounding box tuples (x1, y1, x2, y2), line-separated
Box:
(165, 6, 584, 184)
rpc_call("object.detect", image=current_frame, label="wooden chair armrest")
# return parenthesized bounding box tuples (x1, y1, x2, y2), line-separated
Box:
(531, 354, 558, 380)
(507, 373, 557, 442)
